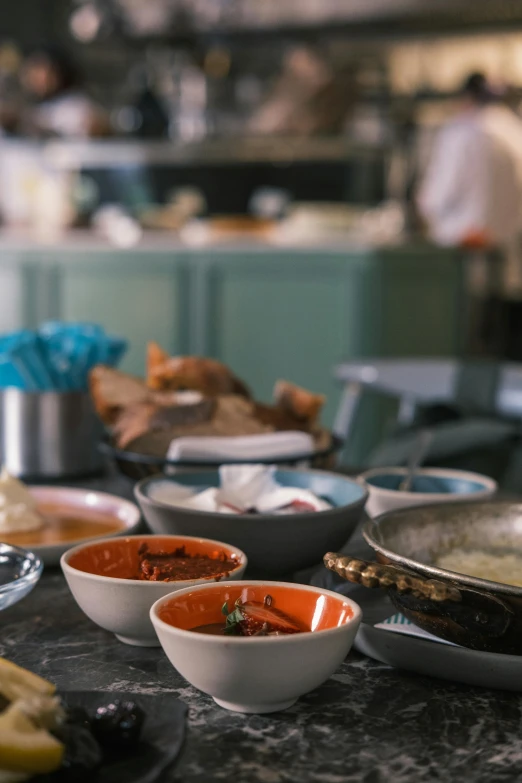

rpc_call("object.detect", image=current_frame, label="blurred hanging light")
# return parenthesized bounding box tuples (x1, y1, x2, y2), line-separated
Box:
(70, 3, 103, 42)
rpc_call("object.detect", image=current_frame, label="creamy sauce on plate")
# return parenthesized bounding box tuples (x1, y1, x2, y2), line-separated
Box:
(0, 503, 126, 547)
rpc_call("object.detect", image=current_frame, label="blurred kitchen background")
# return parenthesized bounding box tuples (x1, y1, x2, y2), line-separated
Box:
(3, 0, 522, 466)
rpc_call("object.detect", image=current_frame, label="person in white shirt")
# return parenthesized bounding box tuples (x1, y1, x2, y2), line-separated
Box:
(418, 73, 522, 358)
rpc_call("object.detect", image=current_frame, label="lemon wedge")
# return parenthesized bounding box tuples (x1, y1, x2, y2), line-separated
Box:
(0, 701, 63, 774)
(0, 658, 55, 703)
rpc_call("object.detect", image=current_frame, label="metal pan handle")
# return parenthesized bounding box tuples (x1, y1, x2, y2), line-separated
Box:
(323, 552, 461, 603)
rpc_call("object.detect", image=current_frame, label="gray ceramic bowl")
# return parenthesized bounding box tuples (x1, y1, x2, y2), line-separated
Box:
(135, 469, 368, 576)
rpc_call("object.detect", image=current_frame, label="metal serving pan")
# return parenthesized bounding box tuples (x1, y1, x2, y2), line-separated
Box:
(325, 501, 522, 655)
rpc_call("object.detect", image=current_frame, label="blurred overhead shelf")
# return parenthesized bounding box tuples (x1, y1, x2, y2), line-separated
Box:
(39, 137, 389, 170)
(105, 0, 522, 43)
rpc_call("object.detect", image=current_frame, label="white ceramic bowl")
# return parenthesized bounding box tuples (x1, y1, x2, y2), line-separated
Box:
(150, 580, 361, 713)
(360, 467, 497, 518)
(61, 534, 247, 647)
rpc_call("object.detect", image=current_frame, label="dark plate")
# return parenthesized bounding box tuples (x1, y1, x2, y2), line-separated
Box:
(37, 691, 187, 783)
(99, 433, 343, 480)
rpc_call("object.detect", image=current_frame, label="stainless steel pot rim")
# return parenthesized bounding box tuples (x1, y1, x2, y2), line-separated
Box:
(363, 499, 522, 599)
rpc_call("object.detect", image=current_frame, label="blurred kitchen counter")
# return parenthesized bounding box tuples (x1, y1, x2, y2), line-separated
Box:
(0, 230, 465, 464)
(0, 226, 425, 251)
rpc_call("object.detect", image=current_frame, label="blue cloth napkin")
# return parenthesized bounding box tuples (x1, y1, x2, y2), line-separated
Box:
(0, 322, 128, 393)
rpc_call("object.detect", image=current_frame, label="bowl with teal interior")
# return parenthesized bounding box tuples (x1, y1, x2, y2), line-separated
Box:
(135, 469, 367, 576)
(360, 467, 497, 518)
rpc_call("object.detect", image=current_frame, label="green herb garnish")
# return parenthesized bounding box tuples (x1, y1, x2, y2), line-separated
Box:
(221, 599, 245, 635)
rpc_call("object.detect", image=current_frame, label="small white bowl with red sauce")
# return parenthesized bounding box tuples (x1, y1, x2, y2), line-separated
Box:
(61, 534, 247, 647)
(150, 580, 361, 713)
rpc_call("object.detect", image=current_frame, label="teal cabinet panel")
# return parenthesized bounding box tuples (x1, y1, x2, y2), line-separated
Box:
(55, 253, 188, 376)
(0, 260, 25, 333)
(344, 248, 464, 464)
(201, 251, 376, 428)
(200, 248, 464, 464)
(379, 249, 463, 357)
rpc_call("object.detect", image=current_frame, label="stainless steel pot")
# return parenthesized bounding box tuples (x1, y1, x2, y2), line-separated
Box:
(0, 388, 103, 479)
(325, 500, 522, 655)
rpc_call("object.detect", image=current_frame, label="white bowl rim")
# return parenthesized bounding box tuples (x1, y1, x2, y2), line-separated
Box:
(135, 467, 368, 522)
(60, 533, 248, 587)
(27, 486, 142, 553)
(359, 466, 497, 500)
(149, 579, 362, 644)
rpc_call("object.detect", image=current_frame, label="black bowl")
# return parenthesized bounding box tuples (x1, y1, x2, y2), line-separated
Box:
(99, 433, 344, 481)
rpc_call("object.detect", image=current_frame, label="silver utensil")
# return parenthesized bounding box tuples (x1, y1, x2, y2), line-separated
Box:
(398, 428, 433, 492)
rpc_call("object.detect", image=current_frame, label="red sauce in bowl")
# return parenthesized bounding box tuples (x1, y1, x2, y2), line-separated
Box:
(137, 543, 237, 582)
(67, 536, 242, 582)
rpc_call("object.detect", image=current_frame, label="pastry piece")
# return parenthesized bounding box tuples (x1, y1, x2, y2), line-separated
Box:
(252, 402, 315, 433)
(89, 364, 205, 428)
(146, 341, 170, 379)
(89, 366, 150, 426)
(90, 345, 331, 460)
(146, 355, 251, 398)
(273, 380, 325, 424)
(123, 395, 271, 458)
(113, 398, 216, 450)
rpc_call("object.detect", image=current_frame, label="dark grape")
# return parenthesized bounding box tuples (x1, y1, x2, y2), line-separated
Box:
(91, 700, 145, 751)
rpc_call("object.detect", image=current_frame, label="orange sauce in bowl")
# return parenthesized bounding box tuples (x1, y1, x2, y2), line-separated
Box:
(159, 584, 354, 633)
(0, 503, 126, 548)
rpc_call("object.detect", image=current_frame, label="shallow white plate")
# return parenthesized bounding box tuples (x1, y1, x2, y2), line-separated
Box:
(355, 620, 522, 692)
(2, 487, 141, 567)
(313, 566, 522, 692)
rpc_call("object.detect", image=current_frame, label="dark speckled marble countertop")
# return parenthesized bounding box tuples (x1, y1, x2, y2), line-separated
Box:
(2, 473, 522, 783)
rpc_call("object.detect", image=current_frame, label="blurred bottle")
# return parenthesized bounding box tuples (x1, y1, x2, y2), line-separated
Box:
(169, 56, 208, 142)
(112, 60, 169, 139)
(134, 87, 169, 138)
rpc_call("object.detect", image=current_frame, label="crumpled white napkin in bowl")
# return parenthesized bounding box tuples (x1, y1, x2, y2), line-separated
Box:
(148, 464, 333, 515)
